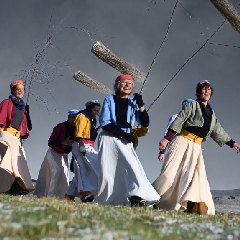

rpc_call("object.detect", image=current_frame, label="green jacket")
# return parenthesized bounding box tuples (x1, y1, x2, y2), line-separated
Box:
(169, 100, 231, 146)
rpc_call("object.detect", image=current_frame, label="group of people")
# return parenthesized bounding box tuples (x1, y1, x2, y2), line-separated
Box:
(0, 76, 239, 215)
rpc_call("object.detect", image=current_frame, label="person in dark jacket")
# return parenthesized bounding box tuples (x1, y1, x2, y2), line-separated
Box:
(0, 79, 33, 195)
(34, 109, 79, 199)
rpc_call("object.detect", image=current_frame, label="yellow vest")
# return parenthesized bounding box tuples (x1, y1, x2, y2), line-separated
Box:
(74, 113, 91, 139)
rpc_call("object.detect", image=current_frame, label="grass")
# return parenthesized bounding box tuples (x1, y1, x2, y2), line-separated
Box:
(0, 194, 240, 240)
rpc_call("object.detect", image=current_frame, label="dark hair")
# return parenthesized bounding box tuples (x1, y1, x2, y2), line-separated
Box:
(86, 102, 101, 111)
(196, 82, 214, 98)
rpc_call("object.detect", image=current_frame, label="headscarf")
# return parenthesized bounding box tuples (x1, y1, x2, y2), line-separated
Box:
(68, 109, 79, 115)
(10, 79, 24, 89)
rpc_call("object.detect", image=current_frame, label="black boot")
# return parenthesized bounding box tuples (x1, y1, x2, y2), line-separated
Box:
(81, 194, 94, 203)
(184, 201, 195, 213)
(130, 196, 146, 207)
(10, 179, 29, 196)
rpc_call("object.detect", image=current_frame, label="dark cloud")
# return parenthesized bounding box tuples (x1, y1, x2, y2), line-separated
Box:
(1, 0, 240, 190)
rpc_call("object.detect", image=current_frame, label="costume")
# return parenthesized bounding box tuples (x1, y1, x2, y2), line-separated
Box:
(153, 100, 233, 215)
(94, 94, 160, 206)
(0, 96, 33, 194)
(34, 120, 75, 199)
(66, 108, 99, 200)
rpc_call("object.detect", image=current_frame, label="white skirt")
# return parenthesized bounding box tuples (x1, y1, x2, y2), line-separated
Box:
(94, 130, 160, 205)
(33, 148, 69, 199)
(152, 135, 215, 215)
(66, 142, 98, 197)
(0, 131, 34, 193)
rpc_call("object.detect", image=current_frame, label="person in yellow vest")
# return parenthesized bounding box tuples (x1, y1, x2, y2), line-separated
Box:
(65, 100, 100, 202)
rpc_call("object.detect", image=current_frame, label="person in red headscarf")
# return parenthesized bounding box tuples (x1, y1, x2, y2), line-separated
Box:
(94, 74, 160, 207)
(0, 80, 33, 195)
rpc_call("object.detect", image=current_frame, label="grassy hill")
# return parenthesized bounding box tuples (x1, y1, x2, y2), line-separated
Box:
(0, 194, 240, 239)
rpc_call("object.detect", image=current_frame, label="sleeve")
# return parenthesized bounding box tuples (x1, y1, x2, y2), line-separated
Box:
(139, 110, 149, 127)
(0, 100, 8, 127)
(101, 123, 126, 137)
(74, 113, 89, 138)
(99, 97, 112, 127)
(210, 118, 231, 147)
(48, 124, 62, 147)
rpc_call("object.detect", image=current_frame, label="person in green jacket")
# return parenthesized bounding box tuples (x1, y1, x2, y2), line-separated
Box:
(152, 80, 240, 215)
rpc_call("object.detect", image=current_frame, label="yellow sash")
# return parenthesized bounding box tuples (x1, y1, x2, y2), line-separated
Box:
(0, 127, 21, 139)
(179, 129, 203, 144)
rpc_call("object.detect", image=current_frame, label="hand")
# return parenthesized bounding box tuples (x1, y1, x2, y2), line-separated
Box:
(133, 93, 144, 108)
(122, 132, 135, 144)
(158, 153, 165, 162)
(62, 136, 74, 146)
(79, 145, 86, 156)
(233, 142, 240, 153)
(159, 138, 169, 151)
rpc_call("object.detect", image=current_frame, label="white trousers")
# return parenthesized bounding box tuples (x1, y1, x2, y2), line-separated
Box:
(66, 142, 98, 197)
(0, 131, 33, 193)
(94, 131, 160, 205)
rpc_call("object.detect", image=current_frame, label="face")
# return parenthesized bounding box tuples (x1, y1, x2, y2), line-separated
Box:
(118, 80, 133, 97)
(91, 105, 100, 118)
(199, 86, 212, 102)
(68, 114, 77, 126)
(12, 84, 24, 99)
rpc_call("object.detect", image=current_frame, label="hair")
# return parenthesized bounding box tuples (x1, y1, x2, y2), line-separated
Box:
(113, 81, 135, 95)
(86, 102, 101, 111)
(196, 82, 214, 98)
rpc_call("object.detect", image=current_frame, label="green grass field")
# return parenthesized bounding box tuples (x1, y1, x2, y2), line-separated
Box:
(0, 194, 240, 240)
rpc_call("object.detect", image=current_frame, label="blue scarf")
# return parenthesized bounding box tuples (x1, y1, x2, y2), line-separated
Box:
(9, 94, 25, 111)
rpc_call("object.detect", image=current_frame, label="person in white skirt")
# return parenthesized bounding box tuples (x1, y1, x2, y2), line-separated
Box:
(94, 74, 160, 207)
(34, 109, 79, 199)
(153, 80, 240, 215)
(65, 100, 100, 202)
(0, 79, 33, 195)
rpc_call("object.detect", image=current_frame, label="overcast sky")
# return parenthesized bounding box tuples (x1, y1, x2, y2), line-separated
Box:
(1, 0, 240, 190)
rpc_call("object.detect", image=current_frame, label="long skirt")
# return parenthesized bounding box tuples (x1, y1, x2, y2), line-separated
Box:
(152, 135, 215, 215)
(0, 131, 34, 193)
(33, 148, 69, 199)
(94, 130, 160, 206)
(66, 142, 98, 197)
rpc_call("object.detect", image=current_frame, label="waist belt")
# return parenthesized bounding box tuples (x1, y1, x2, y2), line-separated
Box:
(0, 127, 21, 139)
(179, 129, 203, 144)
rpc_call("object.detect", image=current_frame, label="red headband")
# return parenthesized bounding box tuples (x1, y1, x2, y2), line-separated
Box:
(115, 74, 133, 82)
(10, 79, 24, 89)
